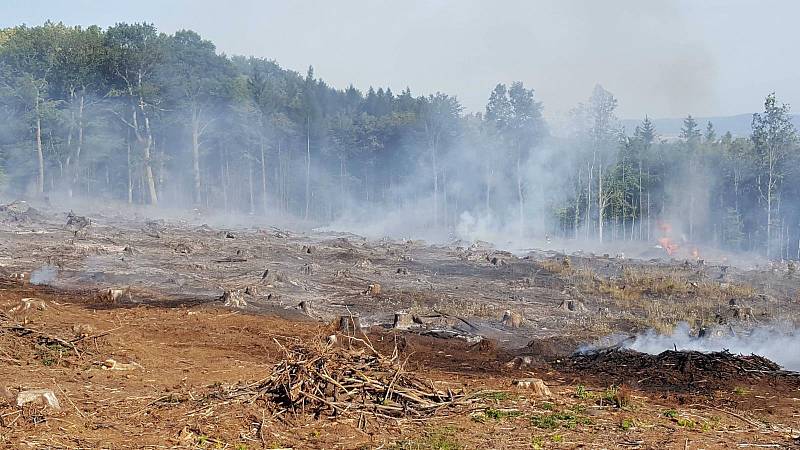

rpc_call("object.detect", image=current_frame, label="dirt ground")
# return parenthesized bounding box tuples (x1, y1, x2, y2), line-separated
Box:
(1, 201, 800, 448)
(1, 282, 799, 449)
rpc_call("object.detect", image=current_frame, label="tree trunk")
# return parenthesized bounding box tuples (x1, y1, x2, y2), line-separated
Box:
(598, 164, 604, 242)
(191, 107, 202, 205)
(767, 169, 773, 258)
(126, 130, 133, 204)
(142, 115, 158, 206)
(442, 165, 448, 230)
(638, 159, 643, 240)
(585, 160, 592, 240)
(130, 71, 158, 206)
(260, 137, 268, 215)
(69, 90, 85, 198)
(34, 93, 45, 195)
(517, 154, 524, 237)
(222, 147, 229, 212)
(647, 190, 651, 242)
(157, 135, 165, 200)
(622, 157, 626, 241)
(485, 166, 493, 214)
(431, 133, 439, 227)
(340, 155, 346, 212)
(689, 192, 695, 241)
(248, 158, 255, 214)
(305, 117, 311, 220)
(574, 167, 581, 239)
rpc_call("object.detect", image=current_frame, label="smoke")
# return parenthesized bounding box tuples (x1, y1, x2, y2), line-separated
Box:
(624, 322, 800, 372)
(30, 264, 58, 285)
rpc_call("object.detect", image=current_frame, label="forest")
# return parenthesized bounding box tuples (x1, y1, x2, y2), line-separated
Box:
(0, 22, 798, 258)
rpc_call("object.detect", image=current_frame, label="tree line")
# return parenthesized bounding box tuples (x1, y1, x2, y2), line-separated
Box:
(0, 22, 797, 258)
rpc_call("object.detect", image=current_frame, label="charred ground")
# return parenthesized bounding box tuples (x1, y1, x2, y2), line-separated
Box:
(1, 201, 799, 448)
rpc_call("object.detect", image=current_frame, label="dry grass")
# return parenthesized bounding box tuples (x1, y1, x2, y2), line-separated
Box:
(587, 267, 757, 304)
(538, 257, 574, 276)
(553, 265, 759, 331)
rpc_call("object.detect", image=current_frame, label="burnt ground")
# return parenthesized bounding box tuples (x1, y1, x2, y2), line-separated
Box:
(1, 200, 800, 448)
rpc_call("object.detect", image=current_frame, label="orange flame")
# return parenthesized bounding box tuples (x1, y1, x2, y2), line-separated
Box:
(658, 237, 678, 256)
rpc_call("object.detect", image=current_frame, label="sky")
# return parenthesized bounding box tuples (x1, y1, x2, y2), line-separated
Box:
(2, 0, 798, 119)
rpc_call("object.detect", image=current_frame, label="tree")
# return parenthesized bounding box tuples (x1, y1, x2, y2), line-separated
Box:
(420, 92, 462, 226)
(704, 121, 716, 144)
(160, 30, 234, 205)
(680, 115, 701, 144)
(679, 114, 704, 240)
(586, 84, 618, 241)
(300, 66, 321, 219)
(633, 116, 656, 239)
(506, 82, 545, 236)
(104, 22, 163, 205)
(0, 24, 64, 195)
(485, 84, 513, 215)
(51, 25, 107, 196)
(752, 93, 797, 257)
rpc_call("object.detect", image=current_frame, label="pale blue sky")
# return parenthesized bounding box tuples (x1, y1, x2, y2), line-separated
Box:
(1, 0, 797, 119)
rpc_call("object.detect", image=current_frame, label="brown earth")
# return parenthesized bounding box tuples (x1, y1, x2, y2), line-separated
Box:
(1, 282, 799, 449)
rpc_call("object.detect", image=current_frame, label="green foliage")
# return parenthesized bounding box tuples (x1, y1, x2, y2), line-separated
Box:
(676, 417, 695, 429)
(602, 385, 630, 408)
(663, 409, 679, 418)
(620, 418, 635, 430)
(480, 408, 522, 421)
(530, 410, 591, 430)
(0, 20, 797, 257)
(575, 385, 592, 399)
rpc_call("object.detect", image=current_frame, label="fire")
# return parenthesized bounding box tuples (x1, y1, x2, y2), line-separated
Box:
(657, 236, 678, 255)
(691, 247, 700, 259)
(656, 221, 679, 256)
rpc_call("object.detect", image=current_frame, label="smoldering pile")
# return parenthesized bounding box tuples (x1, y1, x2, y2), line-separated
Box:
(565, 348, 797, 393)
(625, 322, 800, 372)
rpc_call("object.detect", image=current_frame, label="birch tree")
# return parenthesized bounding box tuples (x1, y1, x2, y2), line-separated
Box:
(752, 93, 797, 257)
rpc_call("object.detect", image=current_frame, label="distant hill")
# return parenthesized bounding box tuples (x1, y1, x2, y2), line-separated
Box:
(620, 114, 800, 138)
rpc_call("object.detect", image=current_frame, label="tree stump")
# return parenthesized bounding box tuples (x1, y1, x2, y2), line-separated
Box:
(393, 312, 413, 330)
(298, 301, 314, 316)
(336, 315, 361, 334)
(501, 310, 524, 328)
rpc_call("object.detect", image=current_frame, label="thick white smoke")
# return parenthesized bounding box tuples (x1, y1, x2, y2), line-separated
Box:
(625, 322, 800, 372)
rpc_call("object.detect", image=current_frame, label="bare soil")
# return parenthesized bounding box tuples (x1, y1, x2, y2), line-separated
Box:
(0, 203, 799, 448)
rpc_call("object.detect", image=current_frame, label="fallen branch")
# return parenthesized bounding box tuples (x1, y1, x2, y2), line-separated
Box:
(226, 341, 473, 420)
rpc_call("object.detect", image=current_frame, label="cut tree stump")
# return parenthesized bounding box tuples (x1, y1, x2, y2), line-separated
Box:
(335, 315, 361, 334)
(393, 312, 413, 329)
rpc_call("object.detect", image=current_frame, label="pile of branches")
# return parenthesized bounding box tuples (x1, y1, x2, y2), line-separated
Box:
(567, 349, 795, 392)
(242, 341, 472, 419)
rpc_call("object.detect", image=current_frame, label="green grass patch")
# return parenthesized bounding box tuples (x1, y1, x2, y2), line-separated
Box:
(531, 410, 591, 430)
(620, 418, 635, 431)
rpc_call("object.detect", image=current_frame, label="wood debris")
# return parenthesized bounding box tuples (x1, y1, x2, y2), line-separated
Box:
(231, 342, 473, 419)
